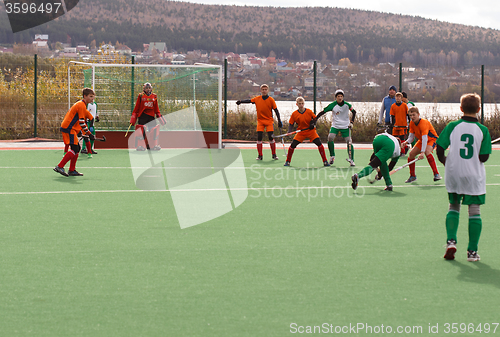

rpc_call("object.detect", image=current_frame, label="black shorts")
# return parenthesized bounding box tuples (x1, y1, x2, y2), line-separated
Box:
(138, 114, 156, 126)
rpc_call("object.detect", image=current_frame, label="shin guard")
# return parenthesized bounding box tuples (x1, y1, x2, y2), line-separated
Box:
(135, 125, 147, 149)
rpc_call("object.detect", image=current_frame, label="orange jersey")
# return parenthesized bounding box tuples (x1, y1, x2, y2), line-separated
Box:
(390, 102, 408, 127)
(409, 118, 438, 141)
(251, 95, 277, 122)
(132, 93, 160, 118)
(60, 100, 93, 135)
(289, 108, 316, 131)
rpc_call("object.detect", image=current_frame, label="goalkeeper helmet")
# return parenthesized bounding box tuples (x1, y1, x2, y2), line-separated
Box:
(335, 89, 344, 97)
(143, 82, 152, 95)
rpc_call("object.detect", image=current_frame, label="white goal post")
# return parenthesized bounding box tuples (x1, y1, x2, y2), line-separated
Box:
(68, 61, 223, 149)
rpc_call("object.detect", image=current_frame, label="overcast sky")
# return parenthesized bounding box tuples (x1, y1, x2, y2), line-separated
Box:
(186, 0, 500, 31)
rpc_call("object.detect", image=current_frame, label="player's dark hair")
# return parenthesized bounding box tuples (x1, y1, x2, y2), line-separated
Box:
(460, 93, 480, 114)
(82, 88, 95, 97)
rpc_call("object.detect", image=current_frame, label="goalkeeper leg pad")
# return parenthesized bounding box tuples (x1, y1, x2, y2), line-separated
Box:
(149, 124, 161, 150)
(135, 125, 147, 150)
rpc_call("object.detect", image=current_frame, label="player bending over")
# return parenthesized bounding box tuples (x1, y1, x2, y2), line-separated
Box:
(130, 82, 166, 151)
(436, 93, 491, 262)
(284, 97, 329, 167)
(351, 132, 401, 191)
(54, 88, 95, 177)
(313, 89, 356, 166)
(400, 107, 441, 183)
(236, 84, 282, 160)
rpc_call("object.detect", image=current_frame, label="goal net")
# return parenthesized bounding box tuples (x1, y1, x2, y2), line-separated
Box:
(68, 61, 222, 148)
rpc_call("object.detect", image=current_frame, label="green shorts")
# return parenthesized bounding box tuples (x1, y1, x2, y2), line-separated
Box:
(448, 193, 485, 205)
(329, 127, 350, 137)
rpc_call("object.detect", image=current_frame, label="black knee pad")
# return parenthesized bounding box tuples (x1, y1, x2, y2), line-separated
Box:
(369, 156, 382, 168)
(70, 143, 80, 154)
(290, 139, 300, 149)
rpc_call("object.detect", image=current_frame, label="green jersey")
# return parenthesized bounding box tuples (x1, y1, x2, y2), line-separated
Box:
(436, 117, 491, 195)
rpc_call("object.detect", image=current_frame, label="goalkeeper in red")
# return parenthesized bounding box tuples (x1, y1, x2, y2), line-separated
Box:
(130, 82, 166, 151)
(284, 97, 329, 167)
(54, 88, 95, 177)
(436, 93, 492, 262)
(236, 84, 282, 160)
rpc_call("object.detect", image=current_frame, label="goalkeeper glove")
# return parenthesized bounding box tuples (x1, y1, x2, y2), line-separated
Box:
(156, 113, 166, 126)
(130, 113, 137, 125)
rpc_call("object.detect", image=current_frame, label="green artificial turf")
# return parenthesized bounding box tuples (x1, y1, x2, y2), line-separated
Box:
(0, 148, 499, 336)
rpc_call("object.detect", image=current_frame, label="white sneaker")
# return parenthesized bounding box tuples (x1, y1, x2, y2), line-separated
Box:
(346, 158, 355, 167)
(467, 250, 480, 262)
(329, 156, 335, 164)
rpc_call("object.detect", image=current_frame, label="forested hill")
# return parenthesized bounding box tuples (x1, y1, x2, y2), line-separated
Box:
(2, 0, 500, 66)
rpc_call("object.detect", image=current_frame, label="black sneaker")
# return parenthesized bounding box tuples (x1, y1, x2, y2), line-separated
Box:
(323, 161, 330, 167)
(467, 250, 480, 262)
(80, 148, 88, 154)
(256, 155, 263, 160)
(53, 166, 68, 177)
(434, 173, 442, 181)
(284, 161, 290, 166)
(351, 173, 359, 190)
(272, 154, 279, 160)
(91, 150, 98, 154)
(384, 185, 393, 191)
(68, 170, 83, 176)
(444, 239, 457, 260)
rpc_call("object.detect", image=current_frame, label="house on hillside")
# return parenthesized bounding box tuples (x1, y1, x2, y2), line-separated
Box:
(406, 77, 437, 90)
(33, 34, 49, 52)
(116, 45, 132, 55)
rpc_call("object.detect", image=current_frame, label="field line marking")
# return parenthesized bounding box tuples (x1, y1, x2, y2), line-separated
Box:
(1, 164, 500, 170)
(2, 183, 500, 196)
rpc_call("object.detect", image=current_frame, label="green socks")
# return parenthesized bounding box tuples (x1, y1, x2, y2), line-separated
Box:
(357, 165, 373, 179)
(468, 216, 482, 252)
(328, 141, 335, 157)
(445, 210, 482, 251)
(446, 210, 459, 242)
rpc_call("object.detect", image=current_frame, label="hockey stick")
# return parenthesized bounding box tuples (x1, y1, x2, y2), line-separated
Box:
(273, 128, 308, 139)
(125, 124, 133, 137)
(95, 135, 106, 142)
(347, 125, 353, 162)
(281, 136, 286, 156)
(367, 167, 381, 184)
(368, 157, 420, 184)
(492, 136, 500, 144)
(389, 157, 421, 175)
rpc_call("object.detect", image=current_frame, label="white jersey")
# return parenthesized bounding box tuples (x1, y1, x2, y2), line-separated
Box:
(436, 118, 491, 195)
(87, 102, 98, 119)
(324, 101, 353, 129)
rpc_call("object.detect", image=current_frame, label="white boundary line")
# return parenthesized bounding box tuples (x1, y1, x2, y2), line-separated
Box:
(2, 183, 500, 196)
(1, 164, 500, 170)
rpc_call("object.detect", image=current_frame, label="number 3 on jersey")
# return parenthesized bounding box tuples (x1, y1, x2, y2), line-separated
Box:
(460, 134, 474, 159)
